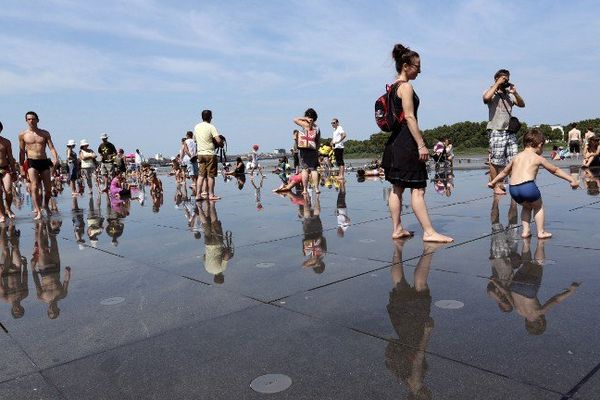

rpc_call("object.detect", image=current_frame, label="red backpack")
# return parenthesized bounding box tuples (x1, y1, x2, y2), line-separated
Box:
(374, 81, 406, 132)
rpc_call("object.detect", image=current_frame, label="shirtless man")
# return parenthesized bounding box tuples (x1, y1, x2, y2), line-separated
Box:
(0, 121, 17, 222)
(18, 111, 60, 220)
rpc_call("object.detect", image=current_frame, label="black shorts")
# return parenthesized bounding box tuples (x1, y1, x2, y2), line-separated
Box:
(569, 140, 581, 154)
(334, 148, 344, 166)
(29, 158, 53, 173)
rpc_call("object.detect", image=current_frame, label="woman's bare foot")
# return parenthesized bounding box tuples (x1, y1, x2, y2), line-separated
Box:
(537, 231, 552, 239)
(423, 231, 453, 243)
(521, 229, 532, 238)
(6, 210, 15, 219)
(392, 229, 414, 239)
(33, 211, 42, 221)
(0, 215, 5, 223)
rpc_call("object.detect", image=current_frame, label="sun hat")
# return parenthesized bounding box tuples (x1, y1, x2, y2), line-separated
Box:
(67, 139, 76, 146)
(80, 139, 89, 147)
(100, 133, 109, 139)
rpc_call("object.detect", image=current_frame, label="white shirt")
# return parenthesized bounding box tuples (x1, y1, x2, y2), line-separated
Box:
(332, 126, 346, 149)
(134, 153, 143, 165)
(185, 138, 197, 159)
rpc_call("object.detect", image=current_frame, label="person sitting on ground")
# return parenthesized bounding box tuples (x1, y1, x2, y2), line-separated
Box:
(109, 171, 131, 199)
(224, 157, 245, 176)
(273, 172, 303, 192)
(558, 146, 570, 160)
(549, 145, 559, 161)
(488, 129, 579, 238)
(582, 136, 600, 168)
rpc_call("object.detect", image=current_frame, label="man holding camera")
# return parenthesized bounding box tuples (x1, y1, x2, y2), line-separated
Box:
(194, 109, 223, 201)
(483, 69, 525, 194)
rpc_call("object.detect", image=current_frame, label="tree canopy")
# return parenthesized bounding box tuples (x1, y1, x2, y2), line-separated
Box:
(340, 118, 599, 155)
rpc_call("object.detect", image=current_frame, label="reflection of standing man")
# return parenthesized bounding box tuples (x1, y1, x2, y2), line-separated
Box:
(0, 225, 28, 319)
(32, 221, 70, 319)
(331, 118, 347, 180)
(483, 69, 525, 195)
(336, 180, 351, 237)
(18, 111, 60, 220)
(567, 123, 582, 160)
(197, 202, 232, 284)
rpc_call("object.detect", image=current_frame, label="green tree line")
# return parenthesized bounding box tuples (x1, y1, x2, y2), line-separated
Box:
(341, 118, 600, 155)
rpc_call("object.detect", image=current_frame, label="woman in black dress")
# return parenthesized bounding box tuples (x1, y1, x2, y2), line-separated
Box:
(382, 44, 452, 243)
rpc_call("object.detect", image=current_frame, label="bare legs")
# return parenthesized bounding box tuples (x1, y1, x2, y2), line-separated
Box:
(301, 169, 319, 195)
(520, 199, 551, 238)
(489, 164, 506, 195)
(389, 185, 412, 239)
(389, 184, 453, 242)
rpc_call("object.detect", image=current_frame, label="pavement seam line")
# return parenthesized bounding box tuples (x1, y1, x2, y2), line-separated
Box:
(559, 361, 600, 400)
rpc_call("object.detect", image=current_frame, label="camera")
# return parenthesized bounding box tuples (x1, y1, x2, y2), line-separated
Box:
(500, 80, 512, 90)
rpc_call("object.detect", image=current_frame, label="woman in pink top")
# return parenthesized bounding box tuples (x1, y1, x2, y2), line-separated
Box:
(110, 172, 130, 198)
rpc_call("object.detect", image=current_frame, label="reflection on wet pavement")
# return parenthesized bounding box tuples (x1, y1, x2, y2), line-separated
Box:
(1, 167, 599, 399)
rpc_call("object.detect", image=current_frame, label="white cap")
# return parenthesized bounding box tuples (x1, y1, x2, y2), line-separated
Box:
(80, 139, 89, 147)
(67, 139, 76, 146)
(100, 133, 109, 139)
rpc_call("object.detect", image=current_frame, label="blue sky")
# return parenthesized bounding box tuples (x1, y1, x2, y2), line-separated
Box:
(1, 0, 599, 156)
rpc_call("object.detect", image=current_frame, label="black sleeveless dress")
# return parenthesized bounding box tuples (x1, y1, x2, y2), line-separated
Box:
(382, 89, 428, 188)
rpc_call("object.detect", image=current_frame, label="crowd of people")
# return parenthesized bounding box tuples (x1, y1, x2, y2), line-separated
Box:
(0, 111, 165, 224)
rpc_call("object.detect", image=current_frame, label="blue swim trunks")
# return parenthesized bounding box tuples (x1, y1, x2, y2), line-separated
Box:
(508, 180, 541, 204)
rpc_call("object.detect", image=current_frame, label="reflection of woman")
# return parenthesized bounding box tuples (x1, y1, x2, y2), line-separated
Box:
(301, 194, 326, 273)
(0, 225, 28, 319)
(32, 222, 70, 319)
(382, 43, 452, 243)
(386, 240, 442, 400)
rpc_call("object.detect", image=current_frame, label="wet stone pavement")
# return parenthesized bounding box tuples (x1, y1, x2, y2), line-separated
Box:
(1, 167, 599, 399)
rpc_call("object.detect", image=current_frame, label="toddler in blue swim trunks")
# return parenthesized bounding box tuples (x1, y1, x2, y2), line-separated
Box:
(488, 129, 579, 238)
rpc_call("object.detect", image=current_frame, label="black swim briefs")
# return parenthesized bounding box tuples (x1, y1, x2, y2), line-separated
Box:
(28, 158, 53, 172)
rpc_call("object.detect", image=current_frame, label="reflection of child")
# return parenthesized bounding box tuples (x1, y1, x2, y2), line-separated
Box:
(488, 129, 579, 238)
(489, 238, 580, 335)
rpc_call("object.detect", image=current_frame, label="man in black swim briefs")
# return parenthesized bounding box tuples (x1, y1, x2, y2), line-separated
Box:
(18, 111, 60, 220)
(0, 121, 18, 222)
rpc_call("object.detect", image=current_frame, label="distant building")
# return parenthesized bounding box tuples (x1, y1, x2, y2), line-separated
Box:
(155, 153, 164, 161)
(273, 148, 286, 155)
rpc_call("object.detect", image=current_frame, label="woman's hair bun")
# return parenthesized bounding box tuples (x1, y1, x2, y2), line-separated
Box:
(392, 44, 408, 62)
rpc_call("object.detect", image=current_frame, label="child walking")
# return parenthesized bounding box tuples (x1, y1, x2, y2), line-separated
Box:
(488, 129, 579, 238)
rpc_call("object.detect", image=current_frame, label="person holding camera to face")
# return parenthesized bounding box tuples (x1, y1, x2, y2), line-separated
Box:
(483, 69, 525, 195)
